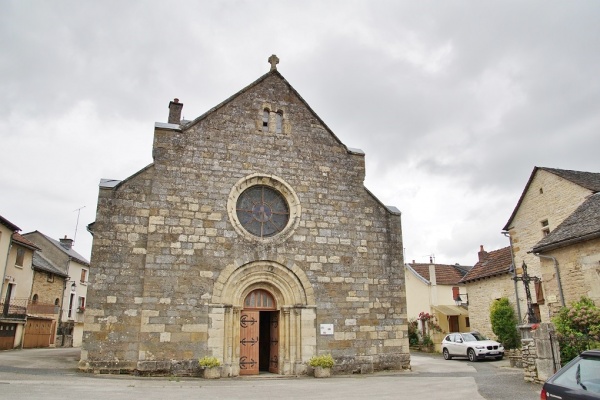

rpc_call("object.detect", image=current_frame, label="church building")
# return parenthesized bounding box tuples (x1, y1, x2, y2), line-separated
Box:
(80, 56, 409, 376)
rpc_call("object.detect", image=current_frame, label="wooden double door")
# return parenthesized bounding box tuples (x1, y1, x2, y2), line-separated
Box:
(239, 290, 279, 375)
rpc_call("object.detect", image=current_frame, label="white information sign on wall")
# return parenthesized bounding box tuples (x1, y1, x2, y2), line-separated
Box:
(320, 324, 334, 335)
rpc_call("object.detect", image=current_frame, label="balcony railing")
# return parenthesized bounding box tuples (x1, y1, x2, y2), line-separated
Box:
(27, 303, 60, 315)
(1, 298, 29, 319)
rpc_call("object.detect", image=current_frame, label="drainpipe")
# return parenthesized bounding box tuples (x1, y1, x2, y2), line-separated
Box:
(531, 252, 565, 308)
(502, 231, 522, 322)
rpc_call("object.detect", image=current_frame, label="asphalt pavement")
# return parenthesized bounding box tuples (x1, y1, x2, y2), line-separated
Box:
(0, 348, 542, 400)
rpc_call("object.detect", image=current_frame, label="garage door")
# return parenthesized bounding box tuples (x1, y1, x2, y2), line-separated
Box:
(0, 323, 17, 350)
(23, 318, 53, 348)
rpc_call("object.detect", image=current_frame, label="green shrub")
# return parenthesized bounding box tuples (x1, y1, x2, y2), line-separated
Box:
(308, 354, 334, 368)
(421, 334, 433, 347)
(199, 356, 221, 368)
(552, 297, 600, 365)
(408, 319, 419, 346)
(490, 297, 520, 349)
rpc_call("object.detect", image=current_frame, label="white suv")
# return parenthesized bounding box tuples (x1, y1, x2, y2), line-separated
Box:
(442, 332, 504, 361)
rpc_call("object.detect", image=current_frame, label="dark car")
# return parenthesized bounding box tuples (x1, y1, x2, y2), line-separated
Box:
(541, 349, 600, 400)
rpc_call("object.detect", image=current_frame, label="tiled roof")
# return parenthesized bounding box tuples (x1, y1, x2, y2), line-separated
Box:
(408, 263, 470, 285)
(540, 168, 600, 192)
(0, 214, 20, 231)
(32, 252, 68, 277)
(461, 246, 513, 283)
(12, 232, 41, 250)
(23, 231, 90, 266)
(503, 167, 600, 231)
(533, 193, 600, 253)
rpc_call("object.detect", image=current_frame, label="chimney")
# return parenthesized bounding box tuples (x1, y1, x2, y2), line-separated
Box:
(478, 245, 488, 262)
(59, 235, 73, 250)
(168, 98, 183, 124)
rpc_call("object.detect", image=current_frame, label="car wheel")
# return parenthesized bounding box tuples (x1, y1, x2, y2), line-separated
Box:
(495, 355, 503, 360)
(468, 349, 478, 362)
(443, 348, 452, 360)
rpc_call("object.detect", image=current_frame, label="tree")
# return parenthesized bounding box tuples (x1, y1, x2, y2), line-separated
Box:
(490, 298, 520, 349)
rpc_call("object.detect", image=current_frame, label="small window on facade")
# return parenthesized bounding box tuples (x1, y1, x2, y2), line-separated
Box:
(54, 298, 60, 306)
(78, 297, 85, 308)
(47, 273, 54, 283)
(32, 294, 38, 304)
(80, 269, 88, 283)
(262, 109, 270, 132)
(465, 317, 470, 328)
(541, 220, 550, 237)
(275, 111, 283, 134)
(15, 247, 25, 266)
(539, 187, 544, 194)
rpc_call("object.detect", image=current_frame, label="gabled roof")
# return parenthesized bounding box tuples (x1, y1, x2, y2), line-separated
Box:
(32, 252, 69, 278)
(0, 214, 20, 231)
(176, 69, 355, 153)
(12, 232, 41, 251)
(533, 192, 600, 253)
(23, 231, 90, 266)
(503, 167, 600, 231)
(407, 263, 470, 285)
(461, 246, 512, 283)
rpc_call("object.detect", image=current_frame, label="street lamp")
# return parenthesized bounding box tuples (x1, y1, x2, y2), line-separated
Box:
(454, 294, 469, 306)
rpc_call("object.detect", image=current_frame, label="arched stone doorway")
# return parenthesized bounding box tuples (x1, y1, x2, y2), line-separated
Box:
(209, 260, 316, 376)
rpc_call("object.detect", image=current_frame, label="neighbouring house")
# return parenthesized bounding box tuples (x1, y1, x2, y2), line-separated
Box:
(0, 215, 40, 350)
(23, 231, 90, 347)
(26, 252, 69, 348)
(80, 55, 409, 377)
(460, 246, 517, 340)
(502, 167, 600, 322)
(531, 192, 600, 315)
(405, 260, 471, 350)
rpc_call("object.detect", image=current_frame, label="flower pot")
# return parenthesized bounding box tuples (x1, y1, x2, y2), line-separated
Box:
(202, 367, 221, 379)
(314, 366, 331, 378)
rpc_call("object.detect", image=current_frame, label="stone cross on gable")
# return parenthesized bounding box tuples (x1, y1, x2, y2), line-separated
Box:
(268, 54, 279, 71)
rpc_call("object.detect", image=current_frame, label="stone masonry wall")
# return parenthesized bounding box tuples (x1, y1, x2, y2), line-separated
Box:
(464, 274, 517, 340)
(81, 72, 409, 375)
(31, 270, 63, 306)
(539, 238, 600, 316)
(507, 170, 593, 323)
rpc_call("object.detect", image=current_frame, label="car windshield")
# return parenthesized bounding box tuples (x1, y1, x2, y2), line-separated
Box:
(552, 357, 600, 394)
(462, 333, 487, 342)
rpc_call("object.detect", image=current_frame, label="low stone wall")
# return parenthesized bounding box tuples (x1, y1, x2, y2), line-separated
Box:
(520, 323, 560, 383)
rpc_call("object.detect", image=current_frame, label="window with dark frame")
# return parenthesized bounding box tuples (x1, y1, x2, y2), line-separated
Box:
(15, 247, 25, 266)
(262, 109, 269, 132)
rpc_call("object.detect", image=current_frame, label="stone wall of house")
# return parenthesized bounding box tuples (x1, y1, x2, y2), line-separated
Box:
(80, 72, 409, 375)
(538, 237, 600, 316)
(464, 275, 518, 339)
(31, 270, 63, 306)
(507, 169, 593, 323)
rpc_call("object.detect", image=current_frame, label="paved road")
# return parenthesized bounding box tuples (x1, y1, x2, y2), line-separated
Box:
(0, 348, 542, 399)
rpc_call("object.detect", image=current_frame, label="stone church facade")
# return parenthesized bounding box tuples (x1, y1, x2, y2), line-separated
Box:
(80, 56, 409, 376)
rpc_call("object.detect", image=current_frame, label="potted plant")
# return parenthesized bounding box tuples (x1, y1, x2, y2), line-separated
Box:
(198, 356, 221, 379)
(308, 354, 334, 378)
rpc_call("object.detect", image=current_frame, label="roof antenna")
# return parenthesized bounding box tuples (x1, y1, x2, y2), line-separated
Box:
(73, 206, 86, 246)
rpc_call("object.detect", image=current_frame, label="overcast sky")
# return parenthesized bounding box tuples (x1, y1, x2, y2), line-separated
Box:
(1, 1, 598, 267)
